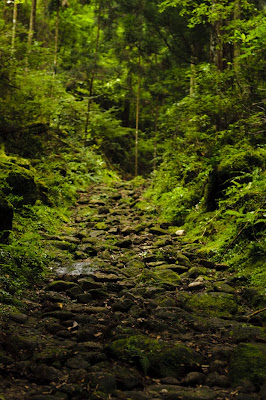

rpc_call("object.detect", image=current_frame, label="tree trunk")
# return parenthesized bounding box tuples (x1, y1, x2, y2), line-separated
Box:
(135, 54, 141, 177)
(153, 101, 158, 171)
(3, 0, 10, 23)
(28, 0, 37, 49)
(11, 0, 18, 60)
(190, 45, 196, 95)
(153, 53, 159, 171)
(26, 0, 37, 69)
(85, 0, 101, 136)
(210, 1, 223, 71)
(53, 4, 60, 75)
(233, 0, 241, 71)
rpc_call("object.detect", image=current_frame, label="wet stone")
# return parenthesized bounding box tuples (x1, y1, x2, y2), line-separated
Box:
(77, 293, 92, 303)
(183, 372, 206, 386)
(213, 281, 235, 294)
(94, 272, 119, 282)
(205, 372, 230, 387)
(98, 206, 110, 214)
(66, 285, 83, 298)
(88, 372, 117, 394)
(45, 280, 79, 292)
(55, 330, 72, 338)
(65, 354, 90, 369)
(112, 298, 134, 312)
(9, 312, 28, 324)
(34, 364, 62, 383)
(74, 341, 103, 352)
(29, 396, 63, 400)
(115, 238, 132, 248)
(78, 277, 104, 290)
(42, 311, 74, 321)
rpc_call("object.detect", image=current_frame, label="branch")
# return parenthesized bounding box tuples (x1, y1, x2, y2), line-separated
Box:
(245, 307, 266, 319)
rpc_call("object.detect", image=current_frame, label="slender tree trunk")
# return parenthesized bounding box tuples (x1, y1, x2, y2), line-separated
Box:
(11, 0, 18, 60)
(210, 1, 223, 71)
(233, 0, 241, 71)
(3, 0, 10, 23)
(153, 101, 158, 171)
(153, 53, 159, 171)
(85, 0, 101, 136)
(28, 0, 37, 48)
(26, 0, 37, 70)
(190, 46, 196, 95)
(135, 54, 141, 177)
(53, 2, 60, 75)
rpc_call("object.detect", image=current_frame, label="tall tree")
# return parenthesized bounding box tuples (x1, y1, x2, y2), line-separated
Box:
(85, 0, 102, 135)
(11, 0, 18, 60)
(26, 0, 37, 69)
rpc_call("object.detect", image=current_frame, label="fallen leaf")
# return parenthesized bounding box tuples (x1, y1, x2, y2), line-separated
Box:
(68, 320, 79, 330)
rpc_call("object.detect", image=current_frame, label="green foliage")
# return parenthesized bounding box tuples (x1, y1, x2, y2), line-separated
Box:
(0, 0, 265, 298)
(0, 124, 113, 302)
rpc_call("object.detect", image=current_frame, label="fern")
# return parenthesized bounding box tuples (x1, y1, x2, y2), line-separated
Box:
(139, 356, 151, 375)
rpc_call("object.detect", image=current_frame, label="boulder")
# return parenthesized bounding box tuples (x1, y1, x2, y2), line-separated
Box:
(108, 335, 204, 377)
(0, 192, 13, 231)
(46, 280, 81, 292)
(229, 343, 266, 389)
(186, 292, 240, 318)
(6, 169, 38, 206)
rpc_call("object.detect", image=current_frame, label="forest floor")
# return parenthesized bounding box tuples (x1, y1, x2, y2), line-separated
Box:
(0, 181, 265, 400)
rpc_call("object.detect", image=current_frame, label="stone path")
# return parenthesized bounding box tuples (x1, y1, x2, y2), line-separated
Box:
(0, 181, 265, 400)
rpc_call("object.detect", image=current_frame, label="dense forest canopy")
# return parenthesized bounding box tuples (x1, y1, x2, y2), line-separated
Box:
(0, 0, 265, 297)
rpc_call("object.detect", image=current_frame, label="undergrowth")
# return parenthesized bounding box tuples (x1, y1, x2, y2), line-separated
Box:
(0, 130, 116, 304)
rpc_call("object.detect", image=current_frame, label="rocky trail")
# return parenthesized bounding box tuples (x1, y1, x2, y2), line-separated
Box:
(0, 181, 265, 400)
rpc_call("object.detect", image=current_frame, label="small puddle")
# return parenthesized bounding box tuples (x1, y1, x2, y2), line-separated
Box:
(54, 261, 97, 276)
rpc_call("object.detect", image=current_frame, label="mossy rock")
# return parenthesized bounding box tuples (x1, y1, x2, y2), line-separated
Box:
(108, 335, 204, 377)
(4, 124, 47, 158)
(175, 251, 191, 267)
(149, 226, 169, 235)
(152, 345, 204, 378)
(204, 148, 265, 211)
(229, 343, 266, 389)
(186, 292, 240, 318)
(123, 260, 145, 277)
(94, 222, 108, 230)
(0, 190, 13, 234)
(229, 325, 266, 342)
(51, 240, 77, 252)
(6, 168, 38, 206)
(187, 266, 209, 279)
(45, 280, 80, 292)
(154, 268, 181, 286)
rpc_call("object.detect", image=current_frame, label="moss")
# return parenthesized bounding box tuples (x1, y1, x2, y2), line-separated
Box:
(94, 222, 108, 230)
(0, 190, 13, 232)
(108, 335, 204, 377)
(6, 168, 38, 206)
(45, 280, 80, 292)
(229, 325, 266, 342)
(204, 148, 265, 211)
(229, 343, 266, 389)
(187, 266, 209, 278)
(154, 268, 181, 286)
(152, 344, 204, 378)
(186, 292, 240, 318)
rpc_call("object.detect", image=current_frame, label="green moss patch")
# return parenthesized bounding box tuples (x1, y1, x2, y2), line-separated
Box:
(229, 343, 266, 389)
(108, 335, 204, 377)
(154, 268, 181, 286)
(186, 292, 240, 318)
